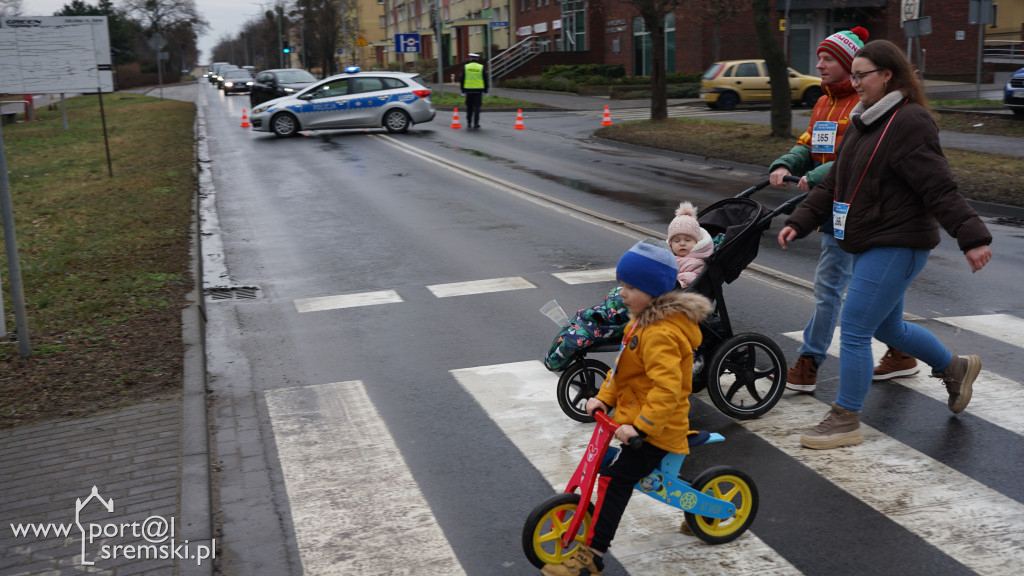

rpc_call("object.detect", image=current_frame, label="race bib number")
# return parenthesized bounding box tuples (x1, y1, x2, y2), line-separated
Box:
(833, 201, 850, 240)
(811, 121, 839, 154)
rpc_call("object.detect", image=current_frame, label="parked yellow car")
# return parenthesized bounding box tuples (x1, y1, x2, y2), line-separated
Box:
(700, 59, 823, 110)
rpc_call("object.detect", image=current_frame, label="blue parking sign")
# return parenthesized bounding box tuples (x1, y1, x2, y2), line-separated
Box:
(395, 33, 420, 54)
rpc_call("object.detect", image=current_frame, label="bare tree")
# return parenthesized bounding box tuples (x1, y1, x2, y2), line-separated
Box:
(0, 0, 22, 18)
(690, 0, 742, 62)
(296, 0, 339, 75)
(121, 0, 207, 35)
(751, 0, 791, 138)
(624, 0, 682, 121)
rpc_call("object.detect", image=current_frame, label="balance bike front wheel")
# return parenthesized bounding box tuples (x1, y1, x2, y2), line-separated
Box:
(522, 493, 595, 569)
(556, 359, 609, 423)
(683, 466, 758, 544)
(706, 333, 786, 419)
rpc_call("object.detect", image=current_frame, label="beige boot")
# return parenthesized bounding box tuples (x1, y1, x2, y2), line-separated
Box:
(932, 354, 981, 414)
(801, 402, 863, 450)
(541, 545, 603, 576)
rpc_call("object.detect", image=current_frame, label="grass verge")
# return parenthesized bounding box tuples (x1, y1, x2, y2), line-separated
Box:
(596, 111, 1024, 207)
(430, 92, 553, 109)
(0, 94, 196, 427)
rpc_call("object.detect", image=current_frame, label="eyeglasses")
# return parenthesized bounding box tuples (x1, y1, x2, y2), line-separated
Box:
(850, 68, 883, 84)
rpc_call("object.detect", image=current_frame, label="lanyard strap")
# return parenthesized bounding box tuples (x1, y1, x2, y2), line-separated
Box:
(606, 321, 640, 385)
(838, 99, 906, 205)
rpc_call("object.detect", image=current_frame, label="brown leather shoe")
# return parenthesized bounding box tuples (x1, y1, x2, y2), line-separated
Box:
(873, 346, 919, 381)
(786, 355, 817, 393)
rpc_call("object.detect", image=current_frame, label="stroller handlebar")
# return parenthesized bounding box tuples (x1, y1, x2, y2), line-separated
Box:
(737, 175, 802, 198)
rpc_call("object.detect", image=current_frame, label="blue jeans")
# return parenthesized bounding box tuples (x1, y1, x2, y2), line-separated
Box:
(836, 246, 953, 412)
(798, 233, 854, 366)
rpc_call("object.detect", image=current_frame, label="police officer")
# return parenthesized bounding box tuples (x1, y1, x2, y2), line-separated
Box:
(459, 53, 489, 129)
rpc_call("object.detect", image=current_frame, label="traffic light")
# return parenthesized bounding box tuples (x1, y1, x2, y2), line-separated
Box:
(283, 45, 290, 53)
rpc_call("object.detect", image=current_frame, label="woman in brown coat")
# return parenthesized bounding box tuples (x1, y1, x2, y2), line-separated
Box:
(777, 40, 993, 450)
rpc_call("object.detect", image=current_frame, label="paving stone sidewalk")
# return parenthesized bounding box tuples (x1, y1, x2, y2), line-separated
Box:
(1, 83, 211, 576)
(0, 400, 201, 575)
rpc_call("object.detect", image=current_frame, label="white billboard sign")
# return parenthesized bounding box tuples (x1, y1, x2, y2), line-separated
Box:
(0, 16, 114, 93)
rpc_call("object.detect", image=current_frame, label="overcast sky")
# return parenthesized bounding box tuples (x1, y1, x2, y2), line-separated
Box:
(24, 0, 253, 64)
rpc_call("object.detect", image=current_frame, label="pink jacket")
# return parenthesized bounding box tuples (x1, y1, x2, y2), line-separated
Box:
(675, 228, 714, 288)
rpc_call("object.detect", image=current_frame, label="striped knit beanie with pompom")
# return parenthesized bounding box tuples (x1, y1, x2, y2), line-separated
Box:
(818, 26, 869, 73)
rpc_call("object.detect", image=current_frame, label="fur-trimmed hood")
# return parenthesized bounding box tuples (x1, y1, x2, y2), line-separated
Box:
(632, 290, 712, 329)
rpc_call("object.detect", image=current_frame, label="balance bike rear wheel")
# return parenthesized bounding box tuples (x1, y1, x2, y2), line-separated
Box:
(683, 466, 759, 544)
(522, 493, 594, 569)
(556, 359, 610, 423)
(706, 333, 786, 419)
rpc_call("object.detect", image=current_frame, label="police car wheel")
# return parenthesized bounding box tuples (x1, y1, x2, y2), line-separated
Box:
(383, 109, 411, 134)
(271, 113, 299, 138)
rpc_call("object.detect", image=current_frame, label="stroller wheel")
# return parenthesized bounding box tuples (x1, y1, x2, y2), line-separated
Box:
(556, 359, 610, 423)
(705, 333, 786, 419)
(691, 349, 708, 394)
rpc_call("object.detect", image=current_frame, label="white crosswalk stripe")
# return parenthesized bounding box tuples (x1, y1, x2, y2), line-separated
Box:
(281, 271, 1024, 574)
(265, 381, 467, 575)
(452, 361, 803, 576)
(573, 107, 753, 122)
(782, 325, 1024, 437)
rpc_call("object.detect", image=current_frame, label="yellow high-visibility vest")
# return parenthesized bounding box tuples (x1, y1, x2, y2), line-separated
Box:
(463, 62, 485, 89)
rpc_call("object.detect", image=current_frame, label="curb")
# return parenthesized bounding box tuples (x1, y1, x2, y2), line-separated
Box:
(178, 97, 213, 576)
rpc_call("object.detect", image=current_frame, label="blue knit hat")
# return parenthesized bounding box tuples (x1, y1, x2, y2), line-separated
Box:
(616, 239, 678, 298)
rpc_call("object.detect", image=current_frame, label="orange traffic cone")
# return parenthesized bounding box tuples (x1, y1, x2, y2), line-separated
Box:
(450, 107, 463, 129)
(513, 109, 525, 130)
(240, 109, 251, 128)
(601, 105, 613, 126)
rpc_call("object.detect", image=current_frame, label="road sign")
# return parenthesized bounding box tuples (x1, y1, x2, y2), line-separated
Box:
(489, 21, 509, 28)
(356, 35, 368, 47)
(148, 33, 166, 51)
(394, 33, 420, 53)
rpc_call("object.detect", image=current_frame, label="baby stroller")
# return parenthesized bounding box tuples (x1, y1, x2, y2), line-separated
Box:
(547, 178, 808, 422)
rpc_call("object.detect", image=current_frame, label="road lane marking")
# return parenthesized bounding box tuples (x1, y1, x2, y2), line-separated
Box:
(937, 314, 1024, 349)
(741, 391, 1024, 576)
(426, 276, 535, 298)
(294, 289, 403, 313)
(265, 381, 466, 576)
(452, 361, 804, 576)
(552, 268, 616, 284)
(783, 329, 1024, 436)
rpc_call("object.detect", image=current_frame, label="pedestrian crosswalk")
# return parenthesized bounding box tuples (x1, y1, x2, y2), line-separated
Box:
(272, 271, 1024, 575)
(574, 106, 753, 123)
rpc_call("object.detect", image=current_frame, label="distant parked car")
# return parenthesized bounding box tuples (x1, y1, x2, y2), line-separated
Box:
(248, 70, 435, 137)
(249, 68, 318, 107)
(220, 69, 254, 94)
(1004, 66, 1024, 116)
(700, 59, 823, 110)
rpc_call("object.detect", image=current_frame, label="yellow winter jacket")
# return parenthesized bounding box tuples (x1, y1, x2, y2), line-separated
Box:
(596, 291, 712, 454)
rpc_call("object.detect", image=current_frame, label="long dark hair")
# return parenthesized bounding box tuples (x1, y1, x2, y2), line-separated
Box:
(854, 40, 930, 112)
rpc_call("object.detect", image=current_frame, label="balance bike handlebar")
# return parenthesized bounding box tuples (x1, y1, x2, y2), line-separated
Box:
(593, 410, 644, 450)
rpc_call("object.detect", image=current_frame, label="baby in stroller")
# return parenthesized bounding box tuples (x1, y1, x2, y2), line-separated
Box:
(668, 201, 716, 288)
(545, 179, 800, 422)
(544, 203, 714, 375)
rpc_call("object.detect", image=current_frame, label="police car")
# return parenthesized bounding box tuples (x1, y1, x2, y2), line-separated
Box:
(248, 68, 436, 137)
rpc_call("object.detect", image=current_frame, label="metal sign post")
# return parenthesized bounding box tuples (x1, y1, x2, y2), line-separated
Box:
(969, 0, 993, 98)
(148, 33, 166, 99)
(0, 121, 31, 357)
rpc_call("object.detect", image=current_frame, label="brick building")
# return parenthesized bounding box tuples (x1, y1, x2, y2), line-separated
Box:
(508, 0, 1019, 80)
